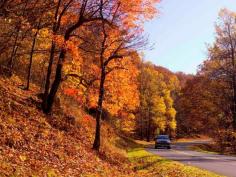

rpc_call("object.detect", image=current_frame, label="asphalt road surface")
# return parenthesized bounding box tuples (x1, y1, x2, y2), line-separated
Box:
(147, 140, 236, 177)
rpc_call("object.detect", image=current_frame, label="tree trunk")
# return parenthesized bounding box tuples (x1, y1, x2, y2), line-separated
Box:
(146, 107, 151, 142)
(42, 22, 74, 113)
(26, 25, 39, 90)
(8, 28, 20, 73)
(232, 64, 236, 130)
(42, 41, 56, 110)
(227, 24, 236, 130)
(93, 66, 106, 151)
(8, 0, 29, 73)
(232, 45, 236, 130)
(147, 118, 151, 142)
(140, 114, 143, 139)
(42, 0, 62, 110)
(230, 38, 236, 130)
(0, 0, 7, 16)
(43, 49, 64, 113)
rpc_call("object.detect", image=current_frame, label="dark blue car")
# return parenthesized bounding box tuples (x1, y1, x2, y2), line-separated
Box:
(155, 135, 171, 149)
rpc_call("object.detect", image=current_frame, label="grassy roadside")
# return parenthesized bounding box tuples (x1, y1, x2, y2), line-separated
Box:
(189, 145, 220, 155)
(127, 148, 224, 177)
(189, 143, 236, 156)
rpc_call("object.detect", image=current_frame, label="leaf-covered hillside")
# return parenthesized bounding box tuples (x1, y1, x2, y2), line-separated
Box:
(0, 76, 133, 177)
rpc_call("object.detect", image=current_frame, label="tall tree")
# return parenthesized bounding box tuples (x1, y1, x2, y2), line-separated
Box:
(42, 0, 108, 113)
(42, 0, 159, 114)
(206, 9, 236, 130)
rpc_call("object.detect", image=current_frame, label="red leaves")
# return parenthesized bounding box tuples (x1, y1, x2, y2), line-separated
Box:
(63, 88, 78, 96)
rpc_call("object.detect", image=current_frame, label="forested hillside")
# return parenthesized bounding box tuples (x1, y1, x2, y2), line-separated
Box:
(0, 76, 135, 176)
(0, 0, 160, 151)
(0, 0, 181, 150)
(0, 0, 183, 176)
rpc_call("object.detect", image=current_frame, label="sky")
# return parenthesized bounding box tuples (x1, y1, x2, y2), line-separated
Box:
(143, 0, 236, 74)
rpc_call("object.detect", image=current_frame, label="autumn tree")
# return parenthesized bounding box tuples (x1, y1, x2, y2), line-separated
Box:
(175, 9, 236, 151)
(25, 0, 57, 90)
(42, 0, 111, 113)
(136, 62, 177, 141)
(63, 38, 140, 133)
(41, 0, 159, 114)
(206, 9, 236, 130)
(0, 0, 54, 83)
(175, 75, 225, 136)
(91, 0, 160, 150)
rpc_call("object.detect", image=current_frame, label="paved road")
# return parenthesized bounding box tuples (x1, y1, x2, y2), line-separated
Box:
(147, 141, 236, 177)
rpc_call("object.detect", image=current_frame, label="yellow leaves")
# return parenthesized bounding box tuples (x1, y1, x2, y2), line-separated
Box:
(139, 62, 178, 132)
(153, 117, 166, 131)
(19, 155, 27, 162)
(47, 169, 58, 177)
(167, 108, 176, 119)
(169, 119, 177, 130)
(7, 117, 16, 125)
(38, 28, 50, 38)
(104, 59, 140, 115)
(128, 113, 135, 120)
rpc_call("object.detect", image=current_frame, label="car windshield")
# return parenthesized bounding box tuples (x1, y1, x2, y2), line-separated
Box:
(157, 135, 169, 139)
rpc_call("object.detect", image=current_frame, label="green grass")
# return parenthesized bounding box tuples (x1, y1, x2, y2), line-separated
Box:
(127, 148, 225, 177)
(189, 145, 220, 155)
(189, 144, 236, 156)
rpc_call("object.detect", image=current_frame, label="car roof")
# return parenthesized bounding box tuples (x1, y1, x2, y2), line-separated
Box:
(157, 135, 169, 138)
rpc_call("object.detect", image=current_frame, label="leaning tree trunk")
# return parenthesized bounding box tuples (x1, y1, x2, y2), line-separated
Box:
(146, 107, 151, 142)
(42, 41, 56, 110)
(93, 66, 106, 151)
(42, 0, 62, 110)
(232, 67, 236, 130)
(26, 23, 40, 90)
(42, 49, 65, 113)
(8, 0, 29, 74)
(227, 24, 236, 130)
(8, 28, 20, 73)
(230, 38, 236, 130)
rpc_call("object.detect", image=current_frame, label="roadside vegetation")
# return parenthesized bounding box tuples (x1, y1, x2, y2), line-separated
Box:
(128, 149, 224, 177)
(190, 143, 236, 156)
